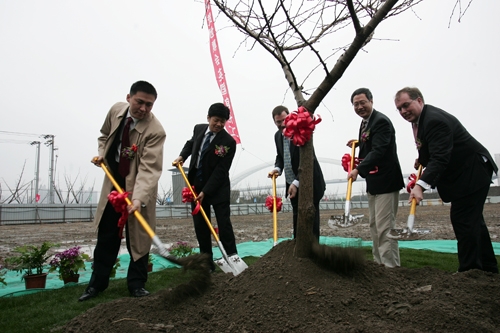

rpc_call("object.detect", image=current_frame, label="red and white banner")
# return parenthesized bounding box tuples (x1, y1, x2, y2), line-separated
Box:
(204, 0, 241, 144)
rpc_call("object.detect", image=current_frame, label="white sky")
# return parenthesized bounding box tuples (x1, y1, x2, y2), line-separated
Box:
(1, 0, 499, 201)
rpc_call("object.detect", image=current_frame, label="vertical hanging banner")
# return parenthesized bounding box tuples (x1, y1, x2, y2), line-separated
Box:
(204, 0, 241, 144)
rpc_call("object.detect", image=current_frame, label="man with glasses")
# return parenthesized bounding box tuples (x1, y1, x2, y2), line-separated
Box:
(347, 88, 404, 268)
(395, 87, 498, 273)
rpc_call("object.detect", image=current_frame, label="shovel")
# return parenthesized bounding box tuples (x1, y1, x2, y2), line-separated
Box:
(174, 162, 248, 276)
(271, 173, 278, 246)
(388, 165, 431, 240)
(98, 162, 182, 266)
(328, 140, 364, 228)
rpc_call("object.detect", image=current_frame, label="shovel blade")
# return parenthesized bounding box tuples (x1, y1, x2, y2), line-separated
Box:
(388, 228, 432, 240)
(214, 254, 248, 276)
(327, 214, 364, 228)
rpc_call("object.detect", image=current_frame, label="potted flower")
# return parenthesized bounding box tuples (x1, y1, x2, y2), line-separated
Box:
(49, 246, 90, 284)
(5, 241, 56, 289)
(168, 241, 194, 258)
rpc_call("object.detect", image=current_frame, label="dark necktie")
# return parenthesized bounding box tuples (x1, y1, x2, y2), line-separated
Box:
(119, 117, 133, 178)
(412, 122, 418, 140)
(361, 119, 368, 133)
(196, 131, 213, 180)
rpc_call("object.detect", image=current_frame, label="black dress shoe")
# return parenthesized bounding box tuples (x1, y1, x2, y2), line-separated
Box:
(131, 288, 150, 298)
(78, 287, 98, 302)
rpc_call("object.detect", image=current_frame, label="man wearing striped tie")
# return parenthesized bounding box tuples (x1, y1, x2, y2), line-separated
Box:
(268, 105, 326, 241)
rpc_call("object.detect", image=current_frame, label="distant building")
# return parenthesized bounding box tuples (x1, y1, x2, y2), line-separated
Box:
(170, 166, 189, 205)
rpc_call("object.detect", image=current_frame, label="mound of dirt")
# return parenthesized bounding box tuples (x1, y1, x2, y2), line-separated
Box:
(64, 240, 500, 333)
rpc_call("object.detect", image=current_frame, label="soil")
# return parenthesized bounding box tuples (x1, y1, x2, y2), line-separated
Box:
(1, 204, 500, 332)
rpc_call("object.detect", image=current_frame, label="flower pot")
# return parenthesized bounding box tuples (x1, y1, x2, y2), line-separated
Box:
(63, 273, 80, 285)
(24, 273, 48, 289)
(147, 263, 153, 273)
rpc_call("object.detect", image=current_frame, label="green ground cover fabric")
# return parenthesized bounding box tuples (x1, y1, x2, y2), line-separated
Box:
(1, 237, 499, 298)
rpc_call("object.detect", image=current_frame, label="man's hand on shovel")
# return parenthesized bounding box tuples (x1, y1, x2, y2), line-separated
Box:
(267, 170, 279, 179)
(91, 156, 104, 166)
(409, 184, 424, 205)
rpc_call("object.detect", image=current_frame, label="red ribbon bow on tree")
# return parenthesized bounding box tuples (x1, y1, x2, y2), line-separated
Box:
(341, 153, 360, 173)
(282, 106, 322, 146)
(265, 195, 282, 213)
(182, 186, 201, 215)
(108, 190, 130, 239)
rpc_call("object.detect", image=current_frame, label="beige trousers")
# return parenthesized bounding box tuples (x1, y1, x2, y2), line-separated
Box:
(367, 191, 400, 268)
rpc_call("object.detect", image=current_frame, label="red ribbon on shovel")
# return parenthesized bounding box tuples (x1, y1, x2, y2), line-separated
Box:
(406, 173, 418, 193)
(265, 195, 282, 213)
(181, 186, 200, 215)
(341, 153, 360, 172)
(108, 190, 130, 239)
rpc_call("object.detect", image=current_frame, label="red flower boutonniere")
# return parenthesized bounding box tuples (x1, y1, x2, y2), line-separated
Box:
(215, 145, 230, 157)
(415, 138, 422, 151)
(121, 144, 138, 160)
(361, 129, 370, 142)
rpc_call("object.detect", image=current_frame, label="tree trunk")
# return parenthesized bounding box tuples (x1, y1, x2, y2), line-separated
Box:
(294, 136, 316, 257)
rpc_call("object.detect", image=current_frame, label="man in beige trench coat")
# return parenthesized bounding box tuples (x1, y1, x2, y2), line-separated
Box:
(79, 81, 166, 301)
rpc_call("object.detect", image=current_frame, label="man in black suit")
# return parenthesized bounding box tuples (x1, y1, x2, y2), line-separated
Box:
(347, 88, 404, 268)
(395, 87, 498, 273)
(268, 105, 326, 241)
(173, 103, 238, 272)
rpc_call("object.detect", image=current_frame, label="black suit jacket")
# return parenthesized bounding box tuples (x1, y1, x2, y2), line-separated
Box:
(357, 109, 404, 195)
(415, 104, 498, 202)
(274, 130, 326, 203)
(180, 124, 236, 204)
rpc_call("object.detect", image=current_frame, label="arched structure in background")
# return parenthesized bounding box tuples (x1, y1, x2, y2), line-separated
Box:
(231, 157, 349, 191)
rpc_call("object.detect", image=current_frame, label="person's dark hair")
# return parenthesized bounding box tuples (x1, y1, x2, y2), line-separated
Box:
(208, 103, 230, 120)
(395, 87, 425, 103)
(350, 88, 373, 104)
(130, 81, 157, 99)
(272, 105, 289, 120)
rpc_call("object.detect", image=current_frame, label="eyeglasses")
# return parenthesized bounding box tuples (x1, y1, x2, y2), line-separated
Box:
(396, 99, 415, 112)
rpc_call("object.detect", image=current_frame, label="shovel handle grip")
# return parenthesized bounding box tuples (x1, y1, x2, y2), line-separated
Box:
(99, 162, 156, 240)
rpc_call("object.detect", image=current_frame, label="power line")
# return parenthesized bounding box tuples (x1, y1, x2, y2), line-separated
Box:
(0, 139, 32, 144)
(0, 130, 41, 137)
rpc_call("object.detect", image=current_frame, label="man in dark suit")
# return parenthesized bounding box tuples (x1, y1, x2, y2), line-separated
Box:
(268, 105, 326, 241)
(173, 103, 238, 272)
(347, 88, 404, 268)
(395, 87, 498, 273)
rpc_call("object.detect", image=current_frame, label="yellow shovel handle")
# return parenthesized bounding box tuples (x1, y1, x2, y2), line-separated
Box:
(409, 165, 424, 215)
(271, 174, 278, 244)
(173, 162, 221, 242)
(346, 140, 358, 201)
(99, 162, 155, 239)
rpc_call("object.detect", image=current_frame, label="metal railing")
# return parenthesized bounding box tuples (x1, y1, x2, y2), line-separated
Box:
(1, 197, 496, 225)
